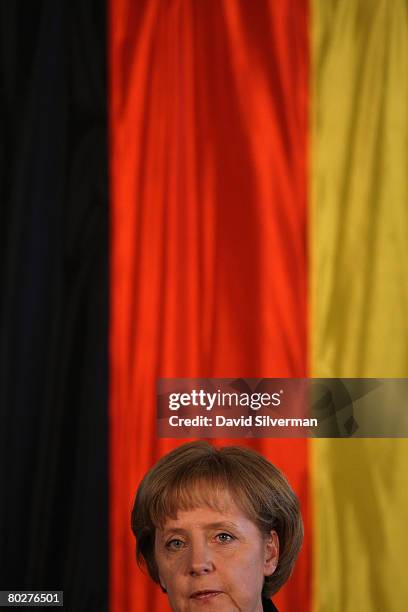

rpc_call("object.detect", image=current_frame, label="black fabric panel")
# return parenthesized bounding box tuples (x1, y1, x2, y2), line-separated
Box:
(0, 2, 108, 610)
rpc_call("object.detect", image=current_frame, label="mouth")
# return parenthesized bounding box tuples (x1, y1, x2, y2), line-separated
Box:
(190, 590, 223, 601)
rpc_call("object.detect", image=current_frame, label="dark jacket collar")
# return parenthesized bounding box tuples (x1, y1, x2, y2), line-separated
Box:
(262, 598, 278, 611)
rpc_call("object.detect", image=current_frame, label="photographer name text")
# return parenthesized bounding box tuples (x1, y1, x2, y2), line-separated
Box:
(167, 415, 317, 428)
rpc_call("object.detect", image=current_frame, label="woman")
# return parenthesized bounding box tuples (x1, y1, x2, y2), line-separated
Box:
(132, 441, 303, 611)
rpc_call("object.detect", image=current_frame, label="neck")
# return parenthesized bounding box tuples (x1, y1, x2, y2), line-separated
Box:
(254, 598, 264, 612)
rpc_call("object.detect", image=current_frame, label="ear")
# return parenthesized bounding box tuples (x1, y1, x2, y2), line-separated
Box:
(263, 530, 279, 576)
(157, 572, 167, 593)
(158, 575, 167, 593)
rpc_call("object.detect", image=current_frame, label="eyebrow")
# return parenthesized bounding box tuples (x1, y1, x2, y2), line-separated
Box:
(160, 521, 240, 535)
(204, 521, 239, 530)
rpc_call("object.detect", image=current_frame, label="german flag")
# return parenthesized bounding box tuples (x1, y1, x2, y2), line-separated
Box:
(1, 2, 407, 611)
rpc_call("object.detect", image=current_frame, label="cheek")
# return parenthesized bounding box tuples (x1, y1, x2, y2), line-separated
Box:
(221, 550, 265, 602)
(155, 552, 186, 591)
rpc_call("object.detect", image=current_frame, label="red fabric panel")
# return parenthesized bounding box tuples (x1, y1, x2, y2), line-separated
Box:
(109, 1, 310, 611)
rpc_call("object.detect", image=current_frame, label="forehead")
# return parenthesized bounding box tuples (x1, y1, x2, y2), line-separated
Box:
(149, 472, 260, 533)
(156, 493, 259, 535)
(162, 490, 238, 524)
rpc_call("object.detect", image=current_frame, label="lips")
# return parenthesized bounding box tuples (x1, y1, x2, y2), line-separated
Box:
(190, 590, 223, 601)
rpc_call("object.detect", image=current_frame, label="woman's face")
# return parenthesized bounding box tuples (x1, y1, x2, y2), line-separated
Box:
(154, 491, 279, 612)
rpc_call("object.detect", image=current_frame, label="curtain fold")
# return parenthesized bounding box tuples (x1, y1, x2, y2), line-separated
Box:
(109, 1, 310, 611)
(312, 1, 408, 610)
(0, 2, 108, 610)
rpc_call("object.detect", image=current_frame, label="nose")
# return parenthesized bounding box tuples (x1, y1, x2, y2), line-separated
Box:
(188, 540, 215, 576)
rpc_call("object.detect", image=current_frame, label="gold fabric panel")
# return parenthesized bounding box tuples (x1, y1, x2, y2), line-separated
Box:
(312, 0, 408, 610)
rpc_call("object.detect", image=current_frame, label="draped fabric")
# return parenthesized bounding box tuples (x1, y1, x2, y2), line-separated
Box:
(311, 0, 408, 610)
(0, 2, 108, 610)
(109, 1, 310, 611)
(3, 1, 406, 611)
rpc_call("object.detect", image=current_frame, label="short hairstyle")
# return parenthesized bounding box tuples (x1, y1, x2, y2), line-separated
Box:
(131, 441, 303, 597)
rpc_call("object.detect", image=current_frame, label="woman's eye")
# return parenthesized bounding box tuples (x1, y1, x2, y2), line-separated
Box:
(215, 532, 234, 543)
(165, 538, 185, 551)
